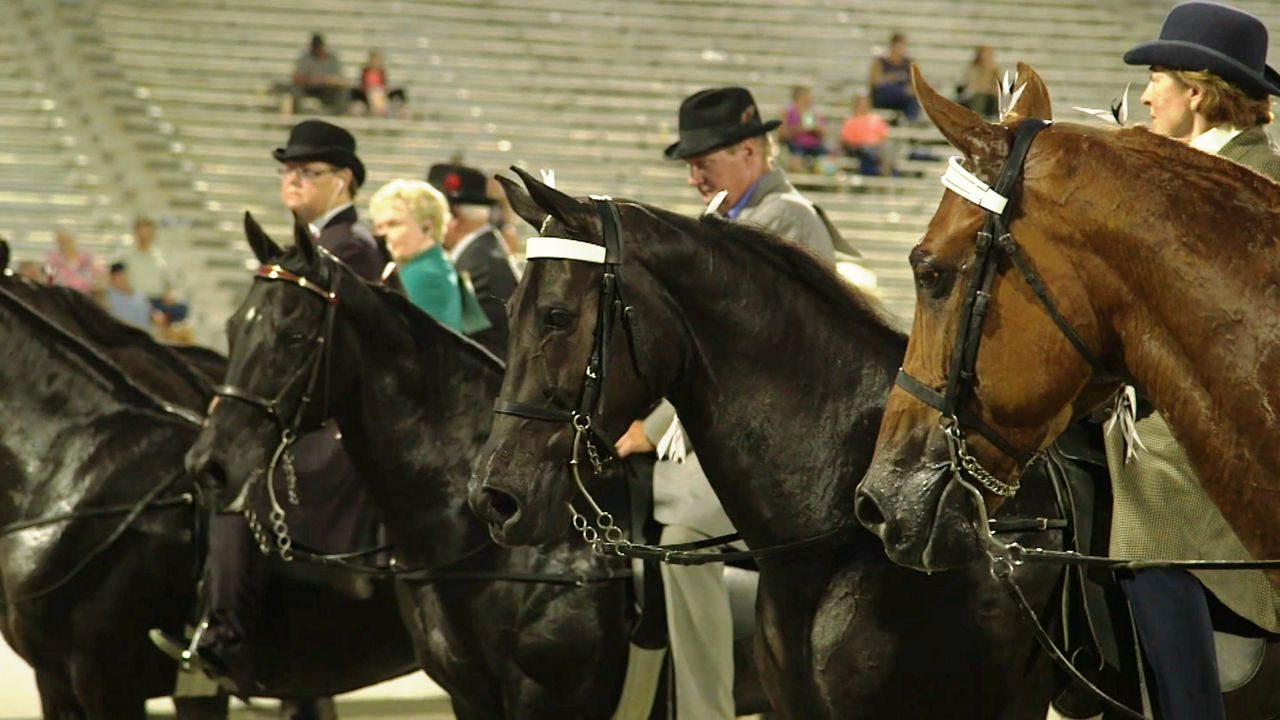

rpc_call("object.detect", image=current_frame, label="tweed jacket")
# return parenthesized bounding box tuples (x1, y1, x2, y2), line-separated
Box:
(1103, 123, 1280, 633)
(734, 168, 857, 260)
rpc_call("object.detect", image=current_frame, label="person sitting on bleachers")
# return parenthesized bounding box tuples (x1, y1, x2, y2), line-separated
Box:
(105, 261, 155, 330)
(118, 215, 188, 325)
(281, 33, 347, 117)
(350, 50, 406, 118)
(959, 45, 1001, 118)
(45, 228, 105, 298)
(840, 94, 892, 176)
(777, 85, 831, 165)
(868, 31, 920, 123)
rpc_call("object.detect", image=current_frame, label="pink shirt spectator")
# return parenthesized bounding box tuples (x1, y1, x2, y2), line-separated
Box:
(45, 235, 105, 294)
(783, 104, 826, 151)
(841, 113, 889, 149)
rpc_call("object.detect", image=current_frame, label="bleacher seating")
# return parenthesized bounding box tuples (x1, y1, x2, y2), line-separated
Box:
(11, 0, 1280, 334)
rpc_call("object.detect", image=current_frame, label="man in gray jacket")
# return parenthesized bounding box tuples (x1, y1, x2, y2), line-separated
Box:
(615, 86, 850, 719)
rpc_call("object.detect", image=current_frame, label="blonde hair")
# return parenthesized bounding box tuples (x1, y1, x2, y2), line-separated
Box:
(368, 179, 450, 241)
(1169, 68, 1274, 127)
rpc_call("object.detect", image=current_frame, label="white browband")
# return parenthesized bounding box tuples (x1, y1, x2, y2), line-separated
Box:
(941, 156, 1009, 215)
(525, 236, 606, 264)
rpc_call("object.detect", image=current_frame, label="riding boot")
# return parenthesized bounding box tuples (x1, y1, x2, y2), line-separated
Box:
(1120, 567, 1225, 720)
(203, 512, 267, 693)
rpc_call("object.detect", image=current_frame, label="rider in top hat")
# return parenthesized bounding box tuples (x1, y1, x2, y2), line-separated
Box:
(427, 163, 518, 357)
(1105, 4, 1280, 719)
(614, 86, 854, 720)
(275, 119, 388, 282)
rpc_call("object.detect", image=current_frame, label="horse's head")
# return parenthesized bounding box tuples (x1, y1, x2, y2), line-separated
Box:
(855, 63, 1115, 572)
(185, 213, 359, 510)
(469, 169, 655, 546)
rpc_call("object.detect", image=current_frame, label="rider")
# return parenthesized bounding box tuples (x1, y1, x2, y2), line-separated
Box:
(1106, 3, 1280, 718)
(614, 86, 850, 719)
(151, 120, 386, 696)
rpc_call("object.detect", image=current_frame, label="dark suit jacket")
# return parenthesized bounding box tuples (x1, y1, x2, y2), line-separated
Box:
(316, 206, 387, 283)
(455, 228, 517, 357)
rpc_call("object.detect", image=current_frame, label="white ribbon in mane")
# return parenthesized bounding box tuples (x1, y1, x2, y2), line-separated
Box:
(1105, 384, 1148, 464)
(657, 415, 688, 463)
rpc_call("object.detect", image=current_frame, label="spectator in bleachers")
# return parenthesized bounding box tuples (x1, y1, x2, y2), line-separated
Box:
(959, 45, 1001, 118)
(281, 33, 348, 117)
(118, 215, 188, 324)
(368, 179, 463, 332)
(777, 85, 831, 166)
(840, 94, 892, 176)
(350, 50, 406, 119)
(868, 31, 920, 123)
(105, 261, 155, 330)
(428, 163, 518, 357)
(45, 229, 105, 298)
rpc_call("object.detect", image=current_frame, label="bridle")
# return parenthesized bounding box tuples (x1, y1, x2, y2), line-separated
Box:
(895, 119, 1113, 500)
(211, 255, 340, 560)
(491, 196, 646, 546)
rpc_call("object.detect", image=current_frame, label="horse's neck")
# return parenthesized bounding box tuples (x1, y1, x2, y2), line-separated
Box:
(1091, 221, 1280, 562)
(0, 317, 189, 522)
(335, 299, 501, 565)
(636, 232, 905, 546)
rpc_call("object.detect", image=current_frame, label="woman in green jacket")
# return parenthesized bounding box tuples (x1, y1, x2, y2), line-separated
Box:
(368, 178, 463, 332)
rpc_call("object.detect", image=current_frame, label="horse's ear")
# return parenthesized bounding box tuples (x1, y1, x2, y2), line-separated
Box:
(1007, 62, 1052, 121)
(0, 238, 9, 271)
(294, 220, 319, 267)
(498, 173, 546, 230)
(243, 212, 283, 264)
(912, 64, 1008, 165)
(509, 166, 586, 229)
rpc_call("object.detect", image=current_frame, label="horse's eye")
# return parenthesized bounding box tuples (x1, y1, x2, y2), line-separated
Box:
(544, 309, 574, 330)
(916, 268, 941, 290)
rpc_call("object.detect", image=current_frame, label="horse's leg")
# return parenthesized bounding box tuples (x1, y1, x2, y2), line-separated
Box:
(280, 697, 338, 720)
(172, 693, 230, 720)
(66, 660, 147, 720)
(34, 670, 86, 720)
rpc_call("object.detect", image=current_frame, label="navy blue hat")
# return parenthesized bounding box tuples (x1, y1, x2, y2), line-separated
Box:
(664, 87, 781, 160)
(1123, 1, 1280, 98)
(427, 163, 494, 206)
(273, 119, 366, 187)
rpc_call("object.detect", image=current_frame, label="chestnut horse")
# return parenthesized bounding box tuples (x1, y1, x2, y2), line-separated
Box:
(854, 63, 1280, 588)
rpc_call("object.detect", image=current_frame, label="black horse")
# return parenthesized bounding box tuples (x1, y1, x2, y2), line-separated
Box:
(469, 170, 1082, 718)
(183, 215, 769, 719)
(0, 244, 416, 719)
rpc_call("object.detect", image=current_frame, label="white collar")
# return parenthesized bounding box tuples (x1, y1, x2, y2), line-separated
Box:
(307, 202, 354, 237)
(447, 224, 493, 263)
(1188, 125, 1243, 155)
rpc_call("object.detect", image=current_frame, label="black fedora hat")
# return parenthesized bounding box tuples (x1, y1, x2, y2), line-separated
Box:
(1123, 1, 1280, 98)
(273, 119, 366, 187)
(427, 163, 493, 206)
(664, 87, 781, 160)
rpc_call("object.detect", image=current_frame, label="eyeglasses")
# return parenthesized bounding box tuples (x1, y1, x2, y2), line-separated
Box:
(278, 165, 337, 181)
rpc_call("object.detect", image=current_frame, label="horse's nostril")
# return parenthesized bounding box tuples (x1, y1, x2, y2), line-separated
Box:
(854, 489, 888, 535)
(482, 487, 520, 521)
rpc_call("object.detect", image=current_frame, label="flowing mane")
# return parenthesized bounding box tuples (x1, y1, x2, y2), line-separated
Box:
(634, 202, 906, 336)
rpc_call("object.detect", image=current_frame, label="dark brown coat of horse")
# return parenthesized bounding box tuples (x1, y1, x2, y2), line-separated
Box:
(854, 64, 1280, 588)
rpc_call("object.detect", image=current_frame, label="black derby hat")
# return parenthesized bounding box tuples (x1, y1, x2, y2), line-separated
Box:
(1124, 1, 1280, 98)
(664, 87, 781, 160)
(427, 163, 493, 206)
(273, 119, 366, 187)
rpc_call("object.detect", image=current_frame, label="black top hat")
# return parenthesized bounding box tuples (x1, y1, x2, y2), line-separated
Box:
(664, 87, 781, 160)
(427, 163, 493, 206)
(273, 119, 366, 187)
(1123, 1, 1280, 98)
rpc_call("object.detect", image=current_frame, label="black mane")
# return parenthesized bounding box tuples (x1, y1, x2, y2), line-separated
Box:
(632, 201, 906, 337)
